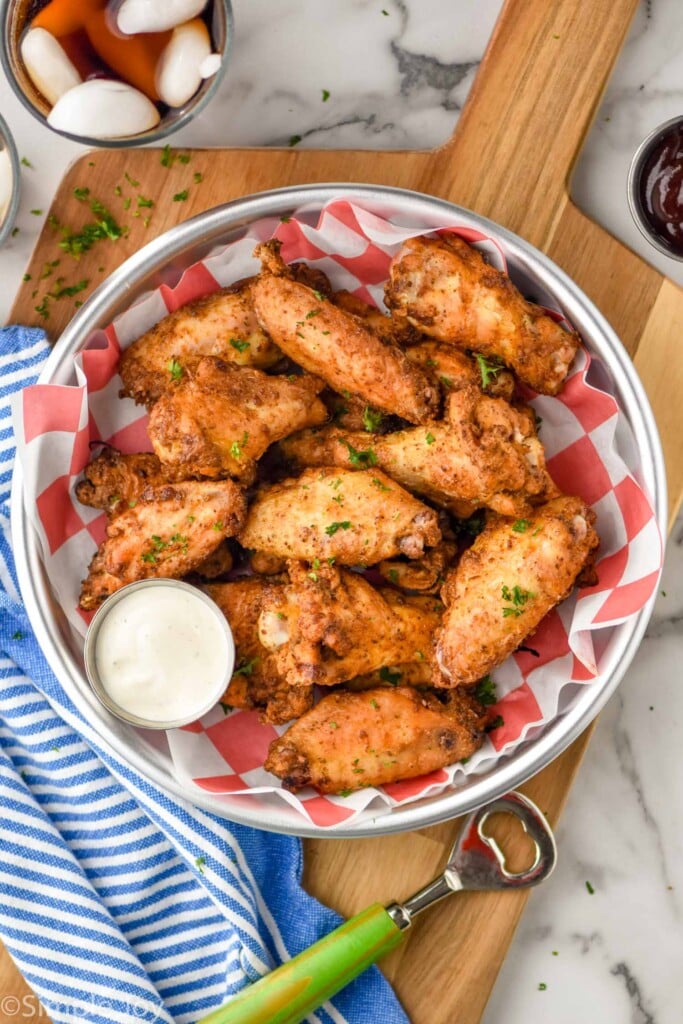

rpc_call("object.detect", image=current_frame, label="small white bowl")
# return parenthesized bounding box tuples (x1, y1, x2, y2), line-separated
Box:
(0, 111, 20, 247)
(84, 578, 235, 730)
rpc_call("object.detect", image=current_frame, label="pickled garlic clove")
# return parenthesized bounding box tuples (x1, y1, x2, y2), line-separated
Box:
(21, 27, 82, 106)
(47, 79, 160, 138)
(116, 0, 208, 35)
(199, 52, 222, 79)
(156, 18, 211, 108)
(84, 9, 170, 102)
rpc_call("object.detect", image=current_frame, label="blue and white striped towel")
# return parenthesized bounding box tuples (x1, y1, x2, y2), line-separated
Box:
(0, 326, 409, 1024)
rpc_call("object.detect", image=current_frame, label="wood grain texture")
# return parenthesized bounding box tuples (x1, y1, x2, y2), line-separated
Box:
(5, 0, 682, 1021)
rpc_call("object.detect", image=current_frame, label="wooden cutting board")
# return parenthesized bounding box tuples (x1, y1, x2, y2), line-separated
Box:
(5, 0, 682, 1021)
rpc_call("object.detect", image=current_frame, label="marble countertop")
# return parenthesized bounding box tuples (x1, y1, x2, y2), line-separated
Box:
(1, 1, 682, 1021)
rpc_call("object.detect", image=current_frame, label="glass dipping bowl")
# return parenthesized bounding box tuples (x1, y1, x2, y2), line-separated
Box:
(627, 114, 683, 263)
(0, 0, 233, 148)
(0, 110, 20, 246)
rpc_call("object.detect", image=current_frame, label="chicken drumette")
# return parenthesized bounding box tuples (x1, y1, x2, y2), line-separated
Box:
(434, 495, 599, 686)
(385, 234, 580, 395)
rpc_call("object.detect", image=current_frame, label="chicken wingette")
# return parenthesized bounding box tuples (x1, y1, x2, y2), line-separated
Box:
(385, 234, 580, 395)
(257, 560, 441, 688)
(118, 279, 282, 406)
(281, 386, 553, 517)
(75, 448, 169, 516)
(79, 479, 246, 610)
(147, 356, 327, 483)
(239, 467, 441, 565)
(434, 495, 599, 686)
(251, 241, 439, 424)
(264, 687, 489, 793)
(405, 340, 515, 402)
(205, 579, 312, 724)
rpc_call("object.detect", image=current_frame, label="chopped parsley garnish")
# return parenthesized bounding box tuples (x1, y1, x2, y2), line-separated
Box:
(362, 406, 383, 432)
(512, 519, 530, 532)
(312, 558, 321, 569)
(341, 439, 377, 467)
(289, 134, 302, 147)
(58, 197, 124, 255)
(124, 172, 140, 187)
(137, 195, 154, 208)
(322, 89, 330, 102)
(305, 307, 321, 319)
(280, 215, 291, 223)
(370, 699, 379, 709)
(585, 880, 595, 894)
(475, 676, 497, 705)
(22, 273, 31, 282)
(21, 156, 32, 167)
(34, 297, 50, 320)
(73, 187, 90, 200)
(538, 983, 547, 991)
(141, 552, 157, 564)
(371, 477, 391, 492)
(501, 584, 535, 617)
(488, 715, 504, 730)
(425, 431, 436, 445)
(151, 535, 167, 550)
(173, 190, 189, 202)
(167, 358, 183, 381)
(230, 431, 249, 459)
(49, 278, 89, 298)
(213, 521, 225, 531)
(325, 520, 352, 536)
(308, 571, 319, 582)
(114, 185, 122, 196)
(12, 630, 23, 640)
(194, 172, 204, 184)
(195, 855, 206, 873)
(475, 353, 504, 388)
(229, 338, 251, 352)
(234, 657, 259, 677)
(30, 208, 43, 216)
(388, 566, 400, 583)
(379, 666, 401, 685)
(329, 721, 338, 729)
(312, 289, 326, 301)
(338, 789, 353, 797)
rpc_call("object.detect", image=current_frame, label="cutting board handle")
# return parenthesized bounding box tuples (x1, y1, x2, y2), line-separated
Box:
(421, 0, 639, 246)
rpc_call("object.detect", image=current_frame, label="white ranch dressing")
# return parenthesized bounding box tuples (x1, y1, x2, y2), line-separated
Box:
(0, 147, 13, 225)
(94, 587, 230, 724)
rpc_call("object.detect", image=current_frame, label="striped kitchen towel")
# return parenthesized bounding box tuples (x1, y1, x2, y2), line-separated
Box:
(0, 326, 409, 1024)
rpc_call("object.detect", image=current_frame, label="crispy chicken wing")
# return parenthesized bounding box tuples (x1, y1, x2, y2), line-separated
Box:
(205, 579, 312, 724)
(147, 356, 328, 483)
(239, 467, 441, 565)
(251, 241, 439, 424)
(79, 480, 246, 610)
(405, 340, 515, 402)
(118, 279, 282, 406)
(257, 561, 441, 687)
(434, 495, 600, 686)
(75, 448, 168, 516)
(264, 686, 488, 793)
(281, 386, 554, 517)
(331, 289, 419, 347)
(385, 234, 580, 395)
(378, 540, 457, 594)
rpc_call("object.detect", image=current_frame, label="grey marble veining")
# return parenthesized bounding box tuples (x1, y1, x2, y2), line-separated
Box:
(0, 1, 682, 1022)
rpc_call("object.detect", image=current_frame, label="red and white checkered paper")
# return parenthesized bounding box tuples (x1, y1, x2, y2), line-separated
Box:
(14, 198, 663, 829)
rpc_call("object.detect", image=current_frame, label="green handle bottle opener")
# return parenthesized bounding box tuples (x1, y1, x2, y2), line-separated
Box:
(197, 792, 556, 1024)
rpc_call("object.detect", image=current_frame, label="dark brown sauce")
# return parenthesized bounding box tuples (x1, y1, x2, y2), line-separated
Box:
(638, 123, 683, 256)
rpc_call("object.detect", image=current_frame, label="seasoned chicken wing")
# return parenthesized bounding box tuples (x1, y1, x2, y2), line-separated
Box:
(434, 495, 600, 686)
(281, 386, 554, 517)
(118, 279, 282, 406)
(405, 340, 515, 402)
(258, 560, 441, 687)
(75, 448, 169, 516)
(239, 467, 441, 565)
(385, 234, 580, 395)
(264, 686, 488, 793)
(378, 540, 457, 594)
(331, 289, 419, 347)
(205, 579, 312, 724)
(79, 479, 246, 610)
(251, 241, 439, 424)
(147, 356, 328, 483)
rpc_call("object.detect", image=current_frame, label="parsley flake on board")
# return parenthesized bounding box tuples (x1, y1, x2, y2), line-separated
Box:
(289, 134, 302, 147)
(173, 190, 189, 202)
(322, 89, 330, 102)
(585, 880, 595, 894)
(325, 520, 352, 536)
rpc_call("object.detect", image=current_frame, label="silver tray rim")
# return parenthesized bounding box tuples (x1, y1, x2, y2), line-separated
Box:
(10, 183, 668, 837)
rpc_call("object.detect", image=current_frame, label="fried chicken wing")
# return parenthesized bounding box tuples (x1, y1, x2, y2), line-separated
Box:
(205, 579, 312, 724)
(434, 495, 600, 686)
(378, 540, 457, 594)
(75, 448, 168, 516)
(147, 356, 328, 483)
(264, 686, 488, 793)
(118, 279, 282, 406)
(406, 340, 515, 402)
(281, 387, 554, 517)
(251, 241, 439, 424)
(331, 289, 419, 347)
(385, 234, 580, 395)
(239, 467, 441, 565)
(257, 561, 441, 687)
(79, 479, 246, 610)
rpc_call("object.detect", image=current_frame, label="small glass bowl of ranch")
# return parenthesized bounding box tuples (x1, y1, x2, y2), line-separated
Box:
(84, 579, 235, 730)
(0, 111, 20, 247)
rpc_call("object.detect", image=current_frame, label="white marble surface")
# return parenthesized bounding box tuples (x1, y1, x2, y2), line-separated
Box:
(0, 1, 682, 1022)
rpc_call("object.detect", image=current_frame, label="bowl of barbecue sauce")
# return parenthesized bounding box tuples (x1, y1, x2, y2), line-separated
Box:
(628, 115, 683, 261)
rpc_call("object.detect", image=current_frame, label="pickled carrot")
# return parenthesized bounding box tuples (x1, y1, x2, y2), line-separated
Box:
(32, 0, 106, 38)
(84, 10, 170, 103)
